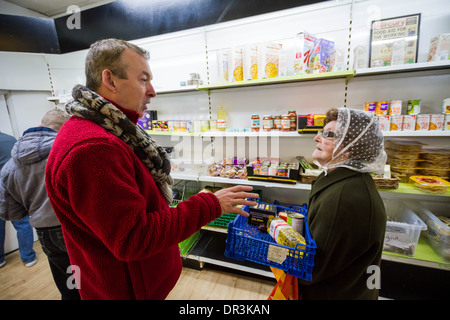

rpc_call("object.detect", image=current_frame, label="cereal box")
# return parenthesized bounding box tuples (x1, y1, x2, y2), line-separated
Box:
(244, 44, 258, 80)
(390, 115, 403, 131)
(229, 47, 244, 82)
(427, 33, 450, 62)
(415, 114, 430, 131)
(258, 42, 282, 79)
(312, 38, 335, 73)
(402, 115, 416, 131)
(293, 31, 316, 75)
(430, 114, 444, 130)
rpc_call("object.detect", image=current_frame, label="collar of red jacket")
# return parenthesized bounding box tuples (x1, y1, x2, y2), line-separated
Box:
(102, 97, 140, 125)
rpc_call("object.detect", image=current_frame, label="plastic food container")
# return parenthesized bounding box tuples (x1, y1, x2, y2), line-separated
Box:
(409, 201, 450, 262)
(383, 199, 427, 256)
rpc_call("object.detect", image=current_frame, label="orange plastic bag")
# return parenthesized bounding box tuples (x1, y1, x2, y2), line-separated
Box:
(267, 267, 298, 300)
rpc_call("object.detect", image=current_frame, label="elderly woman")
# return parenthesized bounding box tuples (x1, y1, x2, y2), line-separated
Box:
(298, 107, 387, 300)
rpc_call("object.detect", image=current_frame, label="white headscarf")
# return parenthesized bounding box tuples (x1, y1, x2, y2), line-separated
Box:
(318, 107, 387, 175)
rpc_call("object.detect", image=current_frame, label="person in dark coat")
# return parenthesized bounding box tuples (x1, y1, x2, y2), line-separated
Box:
(298, 107, 387, 300)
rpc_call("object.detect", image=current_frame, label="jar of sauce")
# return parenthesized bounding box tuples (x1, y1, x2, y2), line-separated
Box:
(263, 115, 273, 132)
(251, 114, 260, 132)
(273, 115, 282, 131)
(288, 110, 297, 131)
(281, 115, 290, 132)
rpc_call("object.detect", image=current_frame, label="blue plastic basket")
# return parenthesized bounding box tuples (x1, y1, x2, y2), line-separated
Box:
(225, 202, 316, 281)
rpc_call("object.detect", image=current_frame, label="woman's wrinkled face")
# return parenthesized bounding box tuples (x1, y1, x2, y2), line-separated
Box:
(312, 120, 337, 166)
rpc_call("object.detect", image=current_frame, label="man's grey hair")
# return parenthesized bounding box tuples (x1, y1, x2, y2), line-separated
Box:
(85, 38, 150, 91)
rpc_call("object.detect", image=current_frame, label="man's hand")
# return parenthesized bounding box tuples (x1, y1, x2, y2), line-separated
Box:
(213, 185, 259, 217)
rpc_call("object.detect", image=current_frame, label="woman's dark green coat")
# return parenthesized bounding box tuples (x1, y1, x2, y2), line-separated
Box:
(299, 167, 386, 299)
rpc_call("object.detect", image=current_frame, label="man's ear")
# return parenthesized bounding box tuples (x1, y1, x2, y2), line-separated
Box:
(101, 69, 116, 93)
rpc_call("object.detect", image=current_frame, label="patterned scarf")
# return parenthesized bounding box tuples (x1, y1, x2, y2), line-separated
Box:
(66, 84, 173, 204)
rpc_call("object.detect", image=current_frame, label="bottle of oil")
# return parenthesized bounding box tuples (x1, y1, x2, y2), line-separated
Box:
(267, 217, 306, 256)
(217, 106, 227, 131)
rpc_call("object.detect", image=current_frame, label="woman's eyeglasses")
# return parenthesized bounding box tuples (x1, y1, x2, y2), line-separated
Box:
(317, 130, 335, 138)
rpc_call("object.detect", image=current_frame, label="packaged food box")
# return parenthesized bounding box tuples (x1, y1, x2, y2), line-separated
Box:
(217, 48, 230, 82)
(248, 202, 277, 230)
(353, 45, 369, 69)
(402, 115, 416, 131)
(293, 31, 316, 75)
(383, 199, 427, 256)
(415, 114, 430, 131)
(390, 115, 403, 131)
(258, 42, 282, 79)
(410, 175, 450, 194)
(410, 201, 450, 261)
(388, 100, 402, 115)
(446, 114, 450, 130)
(427, 33, 450, 62)
(330, 48, 346, 72)
(430, 114, 445, 130)
(229, 47, 244, 82)
(244, 44, 258, 80)
(377, 115, 390, 131)
(312, 38, 335, 73)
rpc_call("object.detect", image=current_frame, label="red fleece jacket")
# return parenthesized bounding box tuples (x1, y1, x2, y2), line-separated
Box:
(45, 106, 222, 300)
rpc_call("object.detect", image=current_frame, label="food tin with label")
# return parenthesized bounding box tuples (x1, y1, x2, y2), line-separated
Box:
(287, 212, 304, 236)
(365, 102, 376, 114)
(445, 114, 450, 130)
(375, 101, 388, 115)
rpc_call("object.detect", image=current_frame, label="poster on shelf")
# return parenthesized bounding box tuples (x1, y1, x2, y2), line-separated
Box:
(369, 14, 421, 68)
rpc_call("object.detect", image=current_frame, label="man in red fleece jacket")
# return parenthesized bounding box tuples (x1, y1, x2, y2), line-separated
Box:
(45, 38, 258, 300)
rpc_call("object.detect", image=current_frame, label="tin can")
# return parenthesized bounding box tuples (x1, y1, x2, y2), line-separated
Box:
(407, 100, 421, 115)
(180, 121, 187, 132)
(161, 120, 168, 132)
(287, 212, 304, 236)
(375, 101, 388, 115)
(365, 102, 376, 114)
